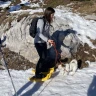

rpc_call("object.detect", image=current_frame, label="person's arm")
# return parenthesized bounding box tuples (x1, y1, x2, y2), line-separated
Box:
(37, 19, 48, 42)
(37, 19, 54, 44)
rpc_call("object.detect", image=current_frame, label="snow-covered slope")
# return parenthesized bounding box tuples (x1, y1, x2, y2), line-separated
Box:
(0, 62, 96, 96)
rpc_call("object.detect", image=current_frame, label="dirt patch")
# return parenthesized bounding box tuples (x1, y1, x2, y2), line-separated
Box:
(75, 43, 96, 68)
(70, 1, 96, 15)
(0, 43, 96, 70)
(0, 48, 36, 70)
(60, 42, 96, 69)
(44, 0, 96, 16)
(44, 0, 71, 8)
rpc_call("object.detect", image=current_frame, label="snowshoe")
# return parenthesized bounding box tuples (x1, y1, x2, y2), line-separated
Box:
(29, 68, 54, 82)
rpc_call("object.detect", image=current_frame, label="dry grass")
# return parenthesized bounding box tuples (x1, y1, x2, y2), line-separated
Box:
(44, 0, 96, 15)
(0, 13, 7, 25)
(0, 0, 96, 28)
(44, 0, 71, 8)
(17, 11, 43, 21)
(0, 12, 12, 28)
(2, 48, 35, 70)
(11, 0, 21, 6)
(21, 5, 31, 10)
(0, 13, 29, 31)
(1, 0, 96, 27)
(69, 0, 96, 14)
(17, 13, 29, 22)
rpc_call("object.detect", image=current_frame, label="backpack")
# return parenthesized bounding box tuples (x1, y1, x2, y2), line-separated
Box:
(29, 17, 46, 38)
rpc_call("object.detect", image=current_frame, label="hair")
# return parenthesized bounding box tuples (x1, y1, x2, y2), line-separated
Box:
(44, 7, 55, 24)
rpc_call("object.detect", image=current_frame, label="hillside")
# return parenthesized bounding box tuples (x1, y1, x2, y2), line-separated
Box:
(0, 62, 96, 96)
(0, 1, 96, 96)
(0, 0, 96, 70)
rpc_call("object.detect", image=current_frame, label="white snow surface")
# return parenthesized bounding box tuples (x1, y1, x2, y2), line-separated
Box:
(8, 6, 96, 48)
(0, 1, 11, 8)
(0, 62, 96, 96)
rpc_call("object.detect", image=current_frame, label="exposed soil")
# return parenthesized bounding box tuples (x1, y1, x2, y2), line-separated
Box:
(61, 43, 96, 69)
(0, 42, 96, 70)
(0, 48, 36, 70)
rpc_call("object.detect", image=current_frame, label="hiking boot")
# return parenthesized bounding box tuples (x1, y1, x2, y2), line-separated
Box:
(35, 73, 46, 79)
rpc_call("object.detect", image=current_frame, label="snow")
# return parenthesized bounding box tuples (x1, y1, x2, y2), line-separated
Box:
(0, 1, 96, 96)
(0, 1, 11, 8)
(20, 0, 30, 4)
(29, 3, 40, 8)
(0, 63, 96, 96)
(55, 9, 96, 48)
(9, 8, 43, 14)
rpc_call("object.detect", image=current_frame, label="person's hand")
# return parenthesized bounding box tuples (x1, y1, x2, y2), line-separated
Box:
(48, 39, 54, 44)
(48, 39, 55, 46)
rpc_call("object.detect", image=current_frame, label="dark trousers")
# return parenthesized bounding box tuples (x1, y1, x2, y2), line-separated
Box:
(35, 43, 47, 76)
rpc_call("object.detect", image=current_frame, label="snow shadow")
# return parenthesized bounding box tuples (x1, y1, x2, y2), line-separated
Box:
(50, 71, 60, 78)
(13, 81, 32, 96)
(87, 75, 96, 96)
(21, 82, 44, 96)
(19, 71, 59, 96)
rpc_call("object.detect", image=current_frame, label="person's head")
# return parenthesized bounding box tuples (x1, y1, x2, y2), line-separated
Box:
(44, 7, 55, 24)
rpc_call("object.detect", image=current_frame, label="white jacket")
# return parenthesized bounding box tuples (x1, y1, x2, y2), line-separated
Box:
(34, 19, 51, 43)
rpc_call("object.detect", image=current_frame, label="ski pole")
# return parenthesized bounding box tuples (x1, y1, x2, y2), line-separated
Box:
(0, 47, 18, 96)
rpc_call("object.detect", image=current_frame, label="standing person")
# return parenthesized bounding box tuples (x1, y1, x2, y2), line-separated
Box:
(33, 7, 55, 79)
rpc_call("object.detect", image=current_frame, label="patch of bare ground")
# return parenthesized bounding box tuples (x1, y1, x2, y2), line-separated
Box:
(69, 1, 96, 15)
(1, 43, 96, 70)
(61, 43, 96, 69)
(76, 43, 96, 68)
(0, 48, 35, 70)
(44, 0, 96, 16)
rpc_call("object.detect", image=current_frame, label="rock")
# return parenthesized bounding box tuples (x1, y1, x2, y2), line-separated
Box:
(0, 13, 96, 70)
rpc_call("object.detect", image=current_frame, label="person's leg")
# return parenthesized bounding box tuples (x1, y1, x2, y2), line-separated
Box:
(35, 43, 47, 77)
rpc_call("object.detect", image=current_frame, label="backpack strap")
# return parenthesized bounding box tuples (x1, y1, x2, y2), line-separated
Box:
(40, 16, 46, 29)
(43, 18, 46, 29)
